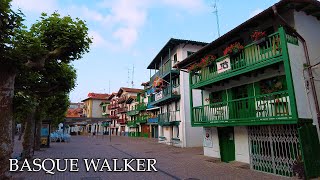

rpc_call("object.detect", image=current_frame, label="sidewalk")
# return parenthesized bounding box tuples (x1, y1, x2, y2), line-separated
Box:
(12, 135, 294, 180)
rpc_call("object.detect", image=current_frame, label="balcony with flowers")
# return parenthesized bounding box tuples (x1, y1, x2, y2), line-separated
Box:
(150, 59, 179, 85)
(127, 120, 138, 127)
(127, 108, 139, 116)
(149, 78, 180, 106)
(136, 114, 150, 124)
(188, 28, 295, 89)
(136, 102, 147, 111)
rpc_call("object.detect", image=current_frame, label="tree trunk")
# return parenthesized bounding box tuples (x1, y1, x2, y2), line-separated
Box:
(34, 108, 42, 151)
(18, 122, 25, 141)
(22, 107, 36, 159)
(0, 68, 16, 179)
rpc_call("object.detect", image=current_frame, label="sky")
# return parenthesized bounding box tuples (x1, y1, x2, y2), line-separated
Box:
(11, 0, 281, 102)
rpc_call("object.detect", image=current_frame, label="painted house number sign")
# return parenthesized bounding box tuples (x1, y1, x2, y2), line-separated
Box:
(155, 91, 163, 101)
(217, 57, 231, 73)
(203, 128, 213, 147)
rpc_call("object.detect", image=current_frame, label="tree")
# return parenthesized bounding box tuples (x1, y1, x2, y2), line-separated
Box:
(14, 58, 77, 156)
(0, 1, 92, 178)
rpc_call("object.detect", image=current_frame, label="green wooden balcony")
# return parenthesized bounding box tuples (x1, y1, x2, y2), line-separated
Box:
(192, 90, 296, 127)
(137, 102, 147, 111)
(150, 60, 179, 83)
(158, 111, 180, 126)
(136, 115, 149, 124)
(191, 31, 286, 89)
(127, 121, 138, 127)
(127, 109, 139, 116)
(150, 85, 180, 106)
(102, 112, 109, 117)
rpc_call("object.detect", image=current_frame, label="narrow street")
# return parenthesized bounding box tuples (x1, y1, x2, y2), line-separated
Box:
(12, 136, 291, 180)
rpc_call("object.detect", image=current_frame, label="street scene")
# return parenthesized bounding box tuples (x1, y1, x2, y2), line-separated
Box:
(13, 136, 291, 180)
(1, 0, 320, 179)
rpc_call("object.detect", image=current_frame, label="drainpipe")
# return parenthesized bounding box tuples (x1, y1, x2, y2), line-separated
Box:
(272, 6, 320, 128)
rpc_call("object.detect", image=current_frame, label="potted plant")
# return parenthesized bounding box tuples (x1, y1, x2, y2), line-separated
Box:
(199, 55, 216, 68)
(251, 31, 267, 45)
(187, 63, 201, 72)
(223, 42, 244, 57)
(155, 88, 161, 93)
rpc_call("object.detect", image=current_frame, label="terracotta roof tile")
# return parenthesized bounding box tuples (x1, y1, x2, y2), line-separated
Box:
(87, 93, 110, 99)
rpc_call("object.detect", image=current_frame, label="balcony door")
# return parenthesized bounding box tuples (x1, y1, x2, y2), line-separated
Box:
(230, 84, 255, 119)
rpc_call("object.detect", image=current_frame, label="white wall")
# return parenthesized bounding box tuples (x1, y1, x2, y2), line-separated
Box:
(234, 126, 250, 163)
(91, 100, 103, 118)
(154, 42, 206, 147)
(287, 42, 312, 119)
(203, 127, 220, 158)
(180, 71, 203, 147)
(294, 11, 320, 138)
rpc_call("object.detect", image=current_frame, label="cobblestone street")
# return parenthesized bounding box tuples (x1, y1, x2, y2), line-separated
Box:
(12, 135, 292, 180)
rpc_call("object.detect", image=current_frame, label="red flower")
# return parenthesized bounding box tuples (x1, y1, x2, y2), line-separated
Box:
(251, 31, 266, 41)
(188, 55, 217, 72)
(223, 42, 244, 56)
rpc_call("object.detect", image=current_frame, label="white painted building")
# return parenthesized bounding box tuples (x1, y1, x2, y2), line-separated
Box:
(175, 0, 320, 177)
(147, 38, 208, 147)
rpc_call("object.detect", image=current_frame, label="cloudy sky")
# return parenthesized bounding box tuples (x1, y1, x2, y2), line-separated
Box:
(11, 0, 280, 102)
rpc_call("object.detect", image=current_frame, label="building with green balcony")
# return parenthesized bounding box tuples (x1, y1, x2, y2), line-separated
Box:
(126, 88, 154, 138)
(175, 0, 320, 178)
(147, 38, 208, 147)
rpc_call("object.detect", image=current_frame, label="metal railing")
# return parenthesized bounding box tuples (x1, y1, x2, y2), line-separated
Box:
(150, 59, 174, 83)
(136, 115, 149, 123)
(151, 85, 180, 103)
(191, 31, 283, 87)
(193, 91, 292, 125)
(158, 111, 180, 125)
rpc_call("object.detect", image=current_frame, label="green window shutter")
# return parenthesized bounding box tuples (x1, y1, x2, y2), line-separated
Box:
(254, 82, 261, 96)
(209, 92, 213, 104)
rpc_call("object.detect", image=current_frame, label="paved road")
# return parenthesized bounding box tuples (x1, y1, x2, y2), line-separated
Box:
(12, 135, 292, 180)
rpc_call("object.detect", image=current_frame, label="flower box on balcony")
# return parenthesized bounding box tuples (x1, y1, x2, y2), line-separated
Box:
(254, 37, 266, 46)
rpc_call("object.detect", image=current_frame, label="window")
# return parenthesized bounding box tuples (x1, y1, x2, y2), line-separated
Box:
(175, 101, 180, 111)
(209, 91, 223, 103)
(209, 90, 226, 108)
(173, 53, 178, 64)
(173, 125, 179, 138)
(259, 76, 287, 94)
(187, 51, 195, 57)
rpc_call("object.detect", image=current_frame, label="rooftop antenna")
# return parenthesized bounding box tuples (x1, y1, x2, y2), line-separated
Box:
(212, 0, 221, 37)
(131, 64, 135, 88)
(127, 68, 131, 87)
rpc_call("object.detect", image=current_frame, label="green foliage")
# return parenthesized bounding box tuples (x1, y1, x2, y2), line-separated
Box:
(29, 12, 92, 63)
(46, 93, 70, 127)
(0, 0, 24, 67)
(10, 8, 91, 127)
(13, 92, 38, 124)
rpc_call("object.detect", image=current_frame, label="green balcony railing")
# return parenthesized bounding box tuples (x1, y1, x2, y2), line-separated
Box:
(127, 121, 137, 127)
(191, 31, 284, 89)
(136, 115, 149, 124)
(158, 111, 180, 126)
(192, 91, 295, 126)
(137, 102, 147, 111)
(102, 112, 109, 117)
(127, 109, 139, 116)
(150, 85, 180, 105)
(150, 60, 177, 83)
